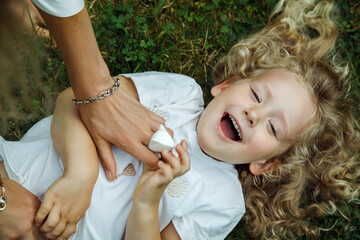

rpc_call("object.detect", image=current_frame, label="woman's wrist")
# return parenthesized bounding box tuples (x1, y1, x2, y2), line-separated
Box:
(72, 76, 120, 106)
(70, 67, 114, 100)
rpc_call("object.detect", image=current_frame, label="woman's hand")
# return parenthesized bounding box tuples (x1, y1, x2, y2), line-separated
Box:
(78, 79, 171, 181)
(133, 140, 190, 207)
(0, 178, 45, 240)
(34, 175, 94, 240)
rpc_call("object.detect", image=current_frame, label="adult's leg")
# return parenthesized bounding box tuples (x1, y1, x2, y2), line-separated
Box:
(0, 161, 45, 240)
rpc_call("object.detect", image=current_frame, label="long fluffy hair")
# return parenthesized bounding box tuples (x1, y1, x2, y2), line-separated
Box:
(212, 0, 360, 239)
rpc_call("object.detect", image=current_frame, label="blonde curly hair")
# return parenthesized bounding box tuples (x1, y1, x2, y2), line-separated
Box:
(212, 0, 360, 239)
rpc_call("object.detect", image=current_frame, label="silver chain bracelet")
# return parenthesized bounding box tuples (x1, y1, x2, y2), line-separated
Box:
(72, 77, 120, 106)
(0, 174, 6, 211)
(0, 186, 6, 211)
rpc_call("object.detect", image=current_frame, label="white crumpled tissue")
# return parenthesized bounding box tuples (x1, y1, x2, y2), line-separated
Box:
(148, 125, 175, 152)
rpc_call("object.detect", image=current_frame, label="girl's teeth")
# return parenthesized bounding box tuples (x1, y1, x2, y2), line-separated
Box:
(229, 115, 242, 140)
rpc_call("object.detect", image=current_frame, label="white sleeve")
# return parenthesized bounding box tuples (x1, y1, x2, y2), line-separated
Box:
(32, 0, 85, 17)
(172, 207, 244, 240)
(158, 166, 245, 239)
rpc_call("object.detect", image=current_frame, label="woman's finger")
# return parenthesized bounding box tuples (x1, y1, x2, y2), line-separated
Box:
(95, 138, 117, 181)
(128, 142, 160, 169)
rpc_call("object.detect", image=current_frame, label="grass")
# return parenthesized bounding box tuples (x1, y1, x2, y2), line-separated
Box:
(4, 0, 359, 239)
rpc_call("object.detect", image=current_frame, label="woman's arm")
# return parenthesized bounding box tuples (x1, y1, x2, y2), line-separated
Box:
(0, 175, 45, 239)
(125, 141, 190, 240)
(49, 75, 140, 181)
(34, 5, 170, 180)
(49, 75, 139, 183)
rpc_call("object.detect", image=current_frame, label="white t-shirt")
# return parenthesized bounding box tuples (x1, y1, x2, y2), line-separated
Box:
(32, 0, 84, 17)
(0, 72, 245, 239)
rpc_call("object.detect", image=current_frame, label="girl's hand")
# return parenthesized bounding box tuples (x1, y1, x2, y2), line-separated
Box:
(133, 140, 190, 207)
(34, 175, 94, 240)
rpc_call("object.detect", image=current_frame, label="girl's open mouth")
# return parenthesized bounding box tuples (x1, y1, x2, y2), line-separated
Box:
(219, 113, 243, 142)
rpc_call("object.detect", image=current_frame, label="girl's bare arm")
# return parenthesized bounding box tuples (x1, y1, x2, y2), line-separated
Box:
(34, 88, 99, 239)
(51, 88, 99, 182)
(35, 76, 141, 239)
(125, 141, 190, 240)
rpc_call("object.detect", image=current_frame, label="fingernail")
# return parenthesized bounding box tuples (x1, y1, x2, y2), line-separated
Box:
(35, 222, 40, 228)
(106, 171, 113, 181)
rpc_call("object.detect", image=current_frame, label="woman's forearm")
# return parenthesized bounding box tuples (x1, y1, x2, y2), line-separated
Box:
(35, 6, 113, 99)
(51, 88, 98, 183)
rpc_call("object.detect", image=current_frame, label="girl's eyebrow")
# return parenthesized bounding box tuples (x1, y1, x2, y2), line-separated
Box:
(279, 113, 289, 140)
(261, 81, 272, 99)
(262, 81, 289, 139)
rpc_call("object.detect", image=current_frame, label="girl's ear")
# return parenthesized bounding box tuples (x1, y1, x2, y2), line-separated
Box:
(249, 158, 281, 176)
(210, 79, 233, 97)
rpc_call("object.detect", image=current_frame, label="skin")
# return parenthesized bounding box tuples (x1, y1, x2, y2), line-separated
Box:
(0, 1, 318, 239)
(0, 163, 45, 240)
(197, 70, 316, 173)
(34, 88, 99, 239)
(126, 142, 189, 240)
(33, 5, 172, 182)
(0, 70, 316, 239)
(0, 77, 181, 240)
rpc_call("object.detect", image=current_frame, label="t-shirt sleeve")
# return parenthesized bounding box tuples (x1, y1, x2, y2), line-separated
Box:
(32, 0, 85, 17)
(172, 207, 244, 240)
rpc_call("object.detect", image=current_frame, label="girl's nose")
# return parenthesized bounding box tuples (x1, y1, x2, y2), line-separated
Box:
(243, 108, 258, 127)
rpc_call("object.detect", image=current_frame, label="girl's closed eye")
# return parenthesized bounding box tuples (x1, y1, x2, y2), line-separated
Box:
(250, 87, 261, 103)
(269, 121, 277, 137)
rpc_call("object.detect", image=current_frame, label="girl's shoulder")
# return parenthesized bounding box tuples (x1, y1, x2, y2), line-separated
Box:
(120, 71, 198, 85)
(120, 71, 204, 111)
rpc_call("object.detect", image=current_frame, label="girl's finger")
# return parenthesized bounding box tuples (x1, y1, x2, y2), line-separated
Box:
(39, 205, 61, 233)
(181, 139, 188, 151)
(177, 140, 191, 174)
(44, 218, 67, 239)
(57, 223, 77, 240)
(160, 149, 176, 162)
(161, 150, 181, 176)
(158, 160, 174, 183)
(35, 198, 54, 227)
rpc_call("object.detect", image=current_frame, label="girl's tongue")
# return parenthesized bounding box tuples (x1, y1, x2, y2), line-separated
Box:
(220, 114, 239, 141)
